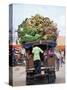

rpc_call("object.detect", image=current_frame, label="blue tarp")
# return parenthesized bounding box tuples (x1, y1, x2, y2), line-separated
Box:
(24, 44, 32, 49)
(49, 42, 56, 47)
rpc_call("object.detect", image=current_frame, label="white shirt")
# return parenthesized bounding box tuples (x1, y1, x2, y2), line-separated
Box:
(21, 48, 26, 56)
(61, 51, 64, 57)
(54, 51, 61, 59)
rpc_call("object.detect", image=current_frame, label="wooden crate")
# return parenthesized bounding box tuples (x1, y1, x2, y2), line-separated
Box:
(26, 55, 56, 69)
(47, 56, 55, 67)
(26, 55, 34, 69)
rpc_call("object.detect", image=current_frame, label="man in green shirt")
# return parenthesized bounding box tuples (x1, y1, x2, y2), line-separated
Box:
(32, 45, 43, 75)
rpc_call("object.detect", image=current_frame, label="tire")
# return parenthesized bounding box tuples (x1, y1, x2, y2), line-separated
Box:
(48, 71, 56, 83)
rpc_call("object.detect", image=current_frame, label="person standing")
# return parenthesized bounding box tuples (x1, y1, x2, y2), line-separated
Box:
(54, 50, 61, 71)
(61, 50, 65, 64)
(43, 50, 48, 66)
(20, 45, 26, 64)
(32, 45, 43, 75)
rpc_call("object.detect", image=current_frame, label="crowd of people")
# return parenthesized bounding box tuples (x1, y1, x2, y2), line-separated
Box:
(10, 45, 65, 74)
(32, 46, 65, 74)
(54, 49, 65, 71)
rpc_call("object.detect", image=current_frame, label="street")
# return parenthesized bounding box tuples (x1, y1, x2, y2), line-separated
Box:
(11, 63, 65, 86)
(13, 65, 26, 86)
(55, 64, 65, 83)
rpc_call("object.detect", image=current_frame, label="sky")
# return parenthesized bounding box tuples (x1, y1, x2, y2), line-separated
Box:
(10, 4, 66, 43)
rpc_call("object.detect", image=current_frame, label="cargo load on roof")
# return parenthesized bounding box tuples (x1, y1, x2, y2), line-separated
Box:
(17, 14, 58, 44)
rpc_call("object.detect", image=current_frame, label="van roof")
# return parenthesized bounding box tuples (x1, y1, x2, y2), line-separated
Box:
(24, 40, 56, 48)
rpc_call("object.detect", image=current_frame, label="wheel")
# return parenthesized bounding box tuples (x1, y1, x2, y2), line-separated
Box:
(48, 71, 56, 83)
